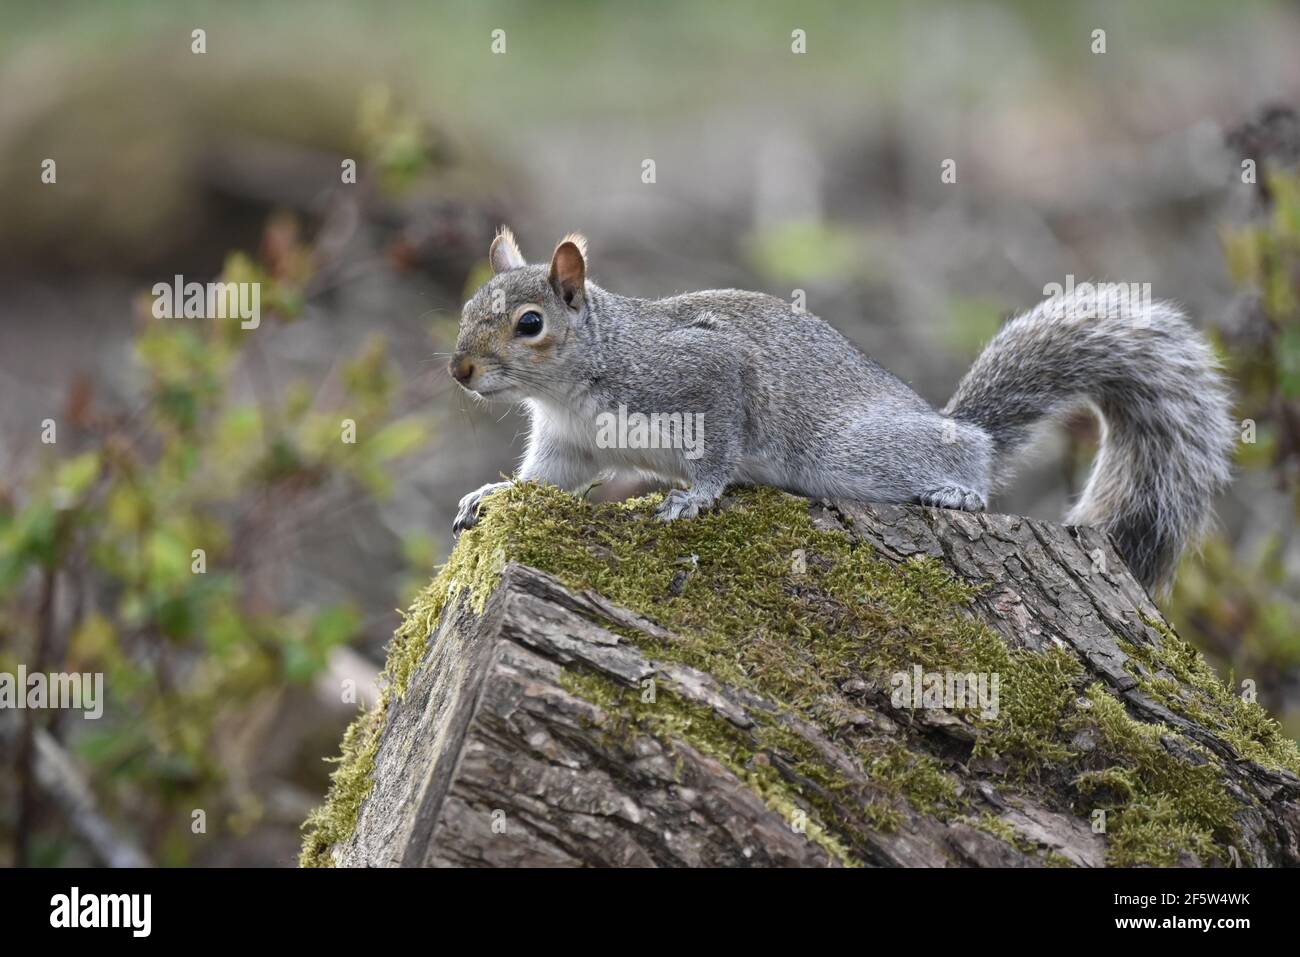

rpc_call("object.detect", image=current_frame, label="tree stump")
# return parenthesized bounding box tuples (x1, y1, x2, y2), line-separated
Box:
(301, 487, 1300, 868)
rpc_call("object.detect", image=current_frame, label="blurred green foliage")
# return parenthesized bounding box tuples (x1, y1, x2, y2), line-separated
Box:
(357, 84, 435, 195)
(0, 219, 437, 865)
(747, 222, 868, 284)
(1169, 170, 1300, 729)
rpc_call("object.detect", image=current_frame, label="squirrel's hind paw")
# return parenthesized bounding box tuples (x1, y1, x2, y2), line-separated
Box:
(916, 485, 986, 512)
(656, 488, 712, 522)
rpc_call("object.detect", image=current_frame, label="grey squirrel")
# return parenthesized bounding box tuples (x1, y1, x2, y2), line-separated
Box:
(448, 227, 1234, 591)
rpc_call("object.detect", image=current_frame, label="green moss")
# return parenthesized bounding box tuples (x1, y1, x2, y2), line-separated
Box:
(386, 511, 509, 699)
(298, 703, 383, 867)
(865, 742, 961, 818)
(300, 482, 1299, 868)
(1074, 684, 1240, 866)
(1127, 614, 1300, 776)
(966, 812, 1049, 860)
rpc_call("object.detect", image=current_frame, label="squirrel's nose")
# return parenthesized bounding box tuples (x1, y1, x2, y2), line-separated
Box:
(450, 355, 476, 386)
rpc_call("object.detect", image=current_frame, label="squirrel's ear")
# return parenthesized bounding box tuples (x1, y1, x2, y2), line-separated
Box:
(489, 227, 527, 274)
(549, 233, 587, 309)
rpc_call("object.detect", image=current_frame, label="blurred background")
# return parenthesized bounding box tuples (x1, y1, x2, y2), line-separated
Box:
(2, 0, 1300, 867)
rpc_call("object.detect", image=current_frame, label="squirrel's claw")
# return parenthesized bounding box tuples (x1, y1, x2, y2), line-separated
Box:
(656, 488, 708, 522)
(452, 481, 511, 534)
(916, 485, 986, 512)
(451, 506, 478, 534)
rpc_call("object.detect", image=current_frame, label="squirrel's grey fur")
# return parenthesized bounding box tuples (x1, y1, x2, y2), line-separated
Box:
(450, 228, 1234, 591)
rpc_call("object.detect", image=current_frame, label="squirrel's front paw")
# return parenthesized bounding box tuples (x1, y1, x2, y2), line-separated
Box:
(453, 481, 511, 533)
(655, 488, 710, 522)
(917, 484, 986, 512)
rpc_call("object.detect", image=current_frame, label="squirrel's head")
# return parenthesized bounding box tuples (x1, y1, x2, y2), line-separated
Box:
(449, 227, 589, 401)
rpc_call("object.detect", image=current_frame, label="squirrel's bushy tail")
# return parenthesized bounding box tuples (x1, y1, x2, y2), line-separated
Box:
(945, 290, 1234, 590)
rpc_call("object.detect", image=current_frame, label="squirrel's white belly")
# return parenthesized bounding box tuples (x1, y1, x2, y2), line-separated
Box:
(529, 397, 695, 484)
(590, 406, 696, 481)
(600, 444, 692, 483)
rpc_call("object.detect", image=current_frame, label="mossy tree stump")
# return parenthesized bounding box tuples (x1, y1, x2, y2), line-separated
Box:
(302, 487, 1300, 867)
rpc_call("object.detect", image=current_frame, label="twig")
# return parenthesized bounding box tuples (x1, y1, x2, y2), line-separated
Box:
(30, 724, 151, 868)
(15, 565, 55, 866)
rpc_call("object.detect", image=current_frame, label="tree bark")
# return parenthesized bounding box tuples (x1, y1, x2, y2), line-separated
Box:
(327, 500, 1300, 868)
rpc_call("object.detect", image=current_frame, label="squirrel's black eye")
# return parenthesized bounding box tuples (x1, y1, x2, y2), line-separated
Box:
(515, 310, 544, 337)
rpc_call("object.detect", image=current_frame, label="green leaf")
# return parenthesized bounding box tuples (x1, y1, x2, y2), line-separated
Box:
(55, 452, 101, 502)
